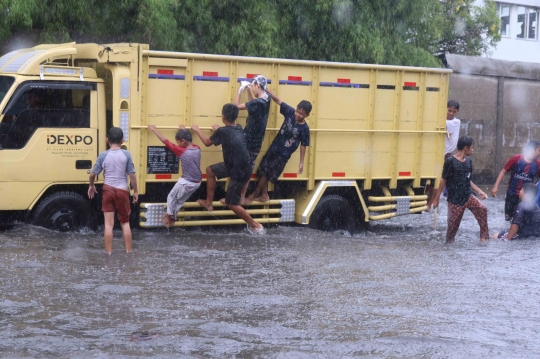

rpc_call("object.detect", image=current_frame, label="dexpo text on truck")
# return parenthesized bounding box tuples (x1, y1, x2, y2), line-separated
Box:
(0, 42, 450, 232)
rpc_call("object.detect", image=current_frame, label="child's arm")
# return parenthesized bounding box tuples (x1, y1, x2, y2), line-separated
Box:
(471, 181, 488, 199)
(430, 178, 446, 209)
(298, 145, 306, 174)
(129, 173, 138, 203)
(505, 223, 520, 240)
(148, 124, 167, 144)
(235, 86, 248, 110)
(191, 124, 214, 147)
(88, 172, 97, 199)
(266, 89, 282, 105)
(491, 168, 508, 197)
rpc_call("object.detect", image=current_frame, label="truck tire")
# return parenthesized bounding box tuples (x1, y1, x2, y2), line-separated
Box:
(31, 191, 96, 232)
(308, 194, 356, 233)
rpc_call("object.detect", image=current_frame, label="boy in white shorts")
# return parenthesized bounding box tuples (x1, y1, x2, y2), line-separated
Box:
(148, 124, 202, 228)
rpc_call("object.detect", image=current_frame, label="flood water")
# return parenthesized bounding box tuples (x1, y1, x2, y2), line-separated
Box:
(1, 196, 540, 358)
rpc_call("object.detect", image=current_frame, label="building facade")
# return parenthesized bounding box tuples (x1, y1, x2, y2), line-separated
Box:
(475, 0, 540, 62)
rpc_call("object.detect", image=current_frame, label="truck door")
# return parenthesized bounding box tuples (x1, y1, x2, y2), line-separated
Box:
(0, 81, 98, 211)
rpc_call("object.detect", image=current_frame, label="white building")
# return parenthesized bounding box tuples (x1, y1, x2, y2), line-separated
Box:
(474, 0, 540, 62)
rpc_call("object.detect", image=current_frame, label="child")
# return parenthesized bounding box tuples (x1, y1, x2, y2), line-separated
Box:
(234, 75, 270, 203)
(88, 127, 138, 254)
(148, 124, 202, 228)
(490, 140, 540, 221)
(426, 100, 462, 204)
(445, 100, 461, 159)
(245, 90, 311, 204)
(191, 104, 264, 234)
(492, 183, 540, 240)
(431, 136, 489, 243)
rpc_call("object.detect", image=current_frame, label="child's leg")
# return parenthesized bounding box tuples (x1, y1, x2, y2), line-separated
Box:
(504, 194, 519, 221)
(245, 178, 266, 204)
(103, 212, 115, 254)
(446, 202, 466, 242)
(197, 166, 217, 212)
(466, 195, 489, 240)
(167, 179, 200, 226)
(252, 175, 270, 202)
(227, 203, 262, 230)
(240, 179, 250, 205)
(119, 221, 132, 253)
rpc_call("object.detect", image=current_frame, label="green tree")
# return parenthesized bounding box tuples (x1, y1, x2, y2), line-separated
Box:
(438, 0, 501, 56)
(0, 0, 501, 68)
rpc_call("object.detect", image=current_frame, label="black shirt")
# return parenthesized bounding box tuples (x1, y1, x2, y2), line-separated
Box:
(244, 95, 270, 151)
(268, 102, 310, 160)
(442, 156, 473, 206)
(210, 125, 250, 181)
(512, 202, 540, 237)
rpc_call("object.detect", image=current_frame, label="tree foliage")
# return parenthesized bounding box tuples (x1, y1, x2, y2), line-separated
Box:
(0, 0, 501, 67)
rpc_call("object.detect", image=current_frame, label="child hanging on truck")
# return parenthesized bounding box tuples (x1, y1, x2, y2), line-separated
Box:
(490, 140, 540, 221)
(192, 104, 265, 234)
(88, 127, 138, 254)
(430, 136, 489, 243)
(148, 124, 202, 228)
(245, 90, 311, 204)
(234, 75, 270, 204)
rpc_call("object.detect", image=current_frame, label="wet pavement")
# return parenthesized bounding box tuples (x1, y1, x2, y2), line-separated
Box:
(1, 196, 540, 358)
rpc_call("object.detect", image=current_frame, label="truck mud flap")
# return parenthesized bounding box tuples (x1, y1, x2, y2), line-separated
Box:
(139, 199, 295, 228)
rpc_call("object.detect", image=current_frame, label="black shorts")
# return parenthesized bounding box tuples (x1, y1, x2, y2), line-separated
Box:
(504, 194, 520, 219)
(248, 148, 260, 171)
(257, 152, 288, 183)
(209, 162, 250, 205)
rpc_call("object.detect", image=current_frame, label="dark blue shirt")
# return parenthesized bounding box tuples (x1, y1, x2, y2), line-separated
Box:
(442, 156, 473, 206)
(244, 95, 270, 151)
(512, 202, 540, 237)
(268, 102, 310, 160)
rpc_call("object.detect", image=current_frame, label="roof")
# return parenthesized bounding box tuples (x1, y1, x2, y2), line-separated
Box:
(445, 54, 540, 81)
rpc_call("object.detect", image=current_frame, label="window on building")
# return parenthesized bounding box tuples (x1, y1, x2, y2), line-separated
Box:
(499, 3, 510, 36)
(517, 6, 538, 40)
(0, 82, 93, 149)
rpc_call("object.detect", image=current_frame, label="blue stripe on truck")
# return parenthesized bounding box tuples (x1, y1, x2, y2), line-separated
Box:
(193, 76, 230, 82)
(320, 82, 369, 88)
(149, 74, 185, 80)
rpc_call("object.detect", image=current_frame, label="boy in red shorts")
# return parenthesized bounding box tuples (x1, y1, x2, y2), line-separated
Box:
(88, 127, 139, 254)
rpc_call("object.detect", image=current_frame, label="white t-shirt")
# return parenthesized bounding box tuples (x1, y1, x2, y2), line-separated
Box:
(445, 118, 461, 155)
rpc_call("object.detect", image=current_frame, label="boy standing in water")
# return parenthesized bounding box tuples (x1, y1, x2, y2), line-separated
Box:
(234, 75, 270, 203)
(431, 136, 489, 243)
(192, 104, 265, 234)
(245, 90, 311, 204)
(490, 140, 540, 221)
(147, 124, 202, 228)
(492, 183, 540, 240)
(88, 127, 138, 254)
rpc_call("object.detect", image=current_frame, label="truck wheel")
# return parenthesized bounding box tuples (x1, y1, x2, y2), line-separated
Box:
(31, 192, 96, 232)
(308, 194, 356, 233)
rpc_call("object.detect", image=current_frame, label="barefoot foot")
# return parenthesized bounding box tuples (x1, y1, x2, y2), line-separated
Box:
(197, 199, 213, 212)
(252, 195, 270, 203)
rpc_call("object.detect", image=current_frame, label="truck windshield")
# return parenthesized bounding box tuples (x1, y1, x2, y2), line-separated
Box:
(0, 76, 15, 104)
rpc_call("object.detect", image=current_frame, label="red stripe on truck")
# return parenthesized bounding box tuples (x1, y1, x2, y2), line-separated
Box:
(156, 174, 172, 179)
(288, 76, 302, 81)
(404, 82, 416, 87)
(203, 71, 218, 77)
(247, 74, 257, 78)
(399, 171, 411, 176)
(332, 172, 346, 177)
(283, 173, 297, 178)
(157, 69, 173, 75)
(337, 78, 351, 83)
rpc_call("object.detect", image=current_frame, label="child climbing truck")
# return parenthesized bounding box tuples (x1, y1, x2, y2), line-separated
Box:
(147, 124, 202, 228)
(245, 90, 311, 204)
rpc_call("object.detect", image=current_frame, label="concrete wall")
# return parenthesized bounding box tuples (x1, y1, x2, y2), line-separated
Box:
(449, 73, 540, 184)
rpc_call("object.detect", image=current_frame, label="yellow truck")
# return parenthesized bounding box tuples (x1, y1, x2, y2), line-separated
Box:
(0, 42, 450, 232)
